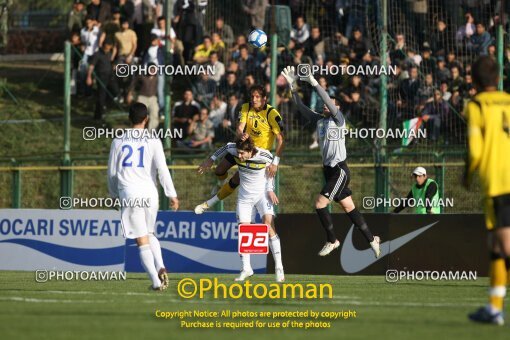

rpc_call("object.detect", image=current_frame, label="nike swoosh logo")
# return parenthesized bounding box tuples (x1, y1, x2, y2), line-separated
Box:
(340, 221, 438, 273)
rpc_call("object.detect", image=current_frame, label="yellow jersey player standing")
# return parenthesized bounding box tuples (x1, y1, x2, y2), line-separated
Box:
(194, 85, 285, 213)
(465, 56, 510, 326)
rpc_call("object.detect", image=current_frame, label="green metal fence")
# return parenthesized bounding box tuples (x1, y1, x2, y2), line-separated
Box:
(0, 150, 481, 213)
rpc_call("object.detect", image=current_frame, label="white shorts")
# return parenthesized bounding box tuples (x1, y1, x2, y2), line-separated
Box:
(236, 193, 274, 223)
(119, 189, 158, 239)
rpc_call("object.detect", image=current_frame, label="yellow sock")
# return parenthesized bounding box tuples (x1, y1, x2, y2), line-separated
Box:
(217, 182, 235, 200)
(216, 173, 228, 181)
(489, 258, 507, 311)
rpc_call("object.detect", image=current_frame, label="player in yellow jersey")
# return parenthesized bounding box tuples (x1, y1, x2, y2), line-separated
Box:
(194, 85, 285, 213)
(465, 56, 510, 326)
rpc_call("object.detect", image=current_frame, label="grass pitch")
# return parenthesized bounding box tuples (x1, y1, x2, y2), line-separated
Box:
(0, 272, 508, 339)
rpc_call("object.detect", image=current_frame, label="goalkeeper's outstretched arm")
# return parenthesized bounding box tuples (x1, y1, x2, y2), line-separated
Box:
(291, 91, 320, 122)
(281, 66, 345, 126)
(313, 82, 345, 126)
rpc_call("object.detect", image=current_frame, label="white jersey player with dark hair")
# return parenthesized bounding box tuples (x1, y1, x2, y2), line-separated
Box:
(198, 136, 285, 282)
(108, 103, 179, 291)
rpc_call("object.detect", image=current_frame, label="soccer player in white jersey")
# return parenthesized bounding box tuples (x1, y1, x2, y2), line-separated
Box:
(197, 137, 285, 282)
(108, 103, 179, 291)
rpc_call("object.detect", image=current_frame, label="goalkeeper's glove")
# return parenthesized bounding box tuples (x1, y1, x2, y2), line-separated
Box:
(299, 65, 319, 87)
(281, 66, 298, 90)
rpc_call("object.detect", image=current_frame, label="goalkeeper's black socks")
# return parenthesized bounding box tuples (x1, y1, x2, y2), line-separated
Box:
(347, 208, 375, 243)
(316, 207, 337, 243)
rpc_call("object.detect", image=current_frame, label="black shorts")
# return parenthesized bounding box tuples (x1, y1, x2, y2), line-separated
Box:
(488, 194, 510, 229)
(320, 161, 352, 202)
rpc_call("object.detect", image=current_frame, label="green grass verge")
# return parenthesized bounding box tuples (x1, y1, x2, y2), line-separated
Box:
(0, 272, 508, 339)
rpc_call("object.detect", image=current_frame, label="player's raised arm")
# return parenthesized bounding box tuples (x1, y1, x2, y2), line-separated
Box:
(107, 140, 120, 199)
(152, 139, 179, 210)
(211, 142, 237, 162)
(198, 142, 237, 174)
(302, 70, 346, 126)
(236, 106, 249, 140)
(281, 66, 320, 121)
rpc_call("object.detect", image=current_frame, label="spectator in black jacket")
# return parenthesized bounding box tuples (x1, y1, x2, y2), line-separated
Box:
(117, 0, 135, 28)
(194, 74, 217, 107)
(219, 72, 241, 99)
(236, 44, 256, 80)
(420, 47, 436, 76)
(421, 90, 449, 141)
(430, 19, 450, 57)
(305, 26, 324, 62)
(86, 40, 118, 120)
(87, 0, 111, 26)
(398, 66, 421, 111)
(435, 57, 451, 85)
(348, 27, 369, 61)
(446, 51, 463, 74)
(173, 0, 199, 62)
(172, 90, 200, 140)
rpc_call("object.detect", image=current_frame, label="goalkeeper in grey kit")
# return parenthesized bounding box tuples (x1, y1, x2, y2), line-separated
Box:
(281, 66, 381, 258)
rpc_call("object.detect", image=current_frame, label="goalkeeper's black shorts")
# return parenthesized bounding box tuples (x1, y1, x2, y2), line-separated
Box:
(320, 161, 352, 202)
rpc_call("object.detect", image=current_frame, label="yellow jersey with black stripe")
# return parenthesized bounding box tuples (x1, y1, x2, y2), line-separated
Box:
(239, 103, 282, 150)
(465, 91, 510, 229)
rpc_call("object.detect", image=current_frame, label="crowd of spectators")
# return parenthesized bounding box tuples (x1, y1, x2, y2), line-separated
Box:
(67, 0, 510, 149)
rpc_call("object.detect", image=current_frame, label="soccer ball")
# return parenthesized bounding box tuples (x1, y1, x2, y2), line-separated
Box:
(248, 29, 267, 48)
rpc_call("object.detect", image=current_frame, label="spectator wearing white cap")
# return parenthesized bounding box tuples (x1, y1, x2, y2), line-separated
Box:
(393, 167, 440, 214)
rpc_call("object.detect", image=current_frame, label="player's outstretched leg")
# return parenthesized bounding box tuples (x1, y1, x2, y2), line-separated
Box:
(212, 173, 228, 196)
(195, 176, 240, 214)
(149, 233, 169, 290)
(315, 194, 340, 256)
(340, 196, 381, 258)
(212, 157, 237, 195)
(137, 236, 164, 291)
(216, 171, 240, 200)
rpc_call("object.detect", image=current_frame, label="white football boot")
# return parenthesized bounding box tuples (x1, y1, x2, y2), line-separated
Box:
(318, 240, 340, 256)
(370, 236, 381, 258)
(234, 269, 254, 282)
(194, 202, 210, 214)
(275, 267, 285, 283)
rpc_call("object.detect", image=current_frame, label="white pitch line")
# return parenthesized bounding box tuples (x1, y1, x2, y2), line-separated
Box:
(331, 295, 361, 300)
(0, 295, 480, 308)
(1, 290, 155, 297)
(272, 300, 480, 308)
(0, 291, 481, 308)
(0, 296, 108, 304)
